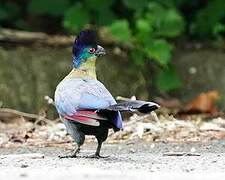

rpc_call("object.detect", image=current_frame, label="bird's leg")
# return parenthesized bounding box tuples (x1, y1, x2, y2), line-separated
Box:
(89, 141, 108, 158)
(95, 141, 102, 157)
(59, 145, 80, 159)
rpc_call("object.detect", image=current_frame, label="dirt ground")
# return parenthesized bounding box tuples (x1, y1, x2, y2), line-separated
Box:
(1, 140, 225, 179)
(1, 110, 225, 179)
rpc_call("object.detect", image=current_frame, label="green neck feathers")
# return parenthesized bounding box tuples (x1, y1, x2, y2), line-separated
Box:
(66, 58, 97, 79)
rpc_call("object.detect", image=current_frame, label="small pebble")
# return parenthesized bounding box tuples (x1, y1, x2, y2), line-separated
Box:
(129, 148, 136, 153)
(190, 147, 196, 152)
(21, 164, 29, 168)
(20, 173, 28, 177)
(150, 144, 155, 149)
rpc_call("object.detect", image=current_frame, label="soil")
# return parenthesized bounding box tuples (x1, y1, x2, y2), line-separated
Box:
(1, 141, 225, 179)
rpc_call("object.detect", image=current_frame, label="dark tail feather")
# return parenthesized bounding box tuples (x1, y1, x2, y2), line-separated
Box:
(102, 100, 160, 113)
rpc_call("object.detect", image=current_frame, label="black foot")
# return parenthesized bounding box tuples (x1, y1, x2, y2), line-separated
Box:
(87, 154, 109, 159)
(59, 147, 80, 159)
(58, 154, 77, 159)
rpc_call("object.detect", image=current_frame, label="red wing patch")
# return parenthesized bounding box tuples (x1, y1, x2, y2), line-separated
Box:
(64, 110, 107, 126)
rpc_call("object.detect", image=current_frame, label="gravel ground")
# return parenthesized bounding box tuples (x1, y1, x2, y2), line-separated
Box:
(1, 140, 225, 179)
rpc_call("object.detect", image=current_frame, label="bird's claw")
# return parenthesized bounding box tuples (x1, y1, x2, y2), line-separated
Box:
(87, 154, 109, 159)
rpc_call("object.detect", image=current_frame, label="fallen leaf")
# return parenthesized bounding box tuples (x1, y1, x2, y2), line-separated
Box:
(183, 90, 220, 114)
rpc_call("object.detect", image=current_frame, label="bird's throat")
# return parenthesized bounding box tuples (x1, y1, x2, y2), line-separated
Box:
(67, 58, 97, 79)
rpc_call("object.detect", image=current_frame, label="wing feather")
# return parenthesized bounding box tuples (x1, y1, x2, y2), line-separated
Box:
(55, 78, 122, 128)
(55, 78, 116, 115)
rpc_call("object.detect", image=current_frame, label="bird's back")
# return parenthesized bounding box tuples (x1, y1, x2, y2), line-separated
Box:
(54, 69, 123, 131)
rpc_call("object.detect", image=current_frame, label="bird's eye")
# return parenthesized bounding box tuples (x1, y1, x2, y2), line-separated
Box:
(88, 48, 96, 54)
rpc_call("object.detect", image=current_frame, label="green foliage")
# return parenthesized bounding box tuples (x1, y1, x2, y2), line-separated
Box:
(84, 0, 115, 25)
(135, 19, 153, 45)
(63, 3, 90, 32)
(84, 0, 113, 11)
(0, 7, 8, 22)
(155, 66, 182, 92)
(108, 20, 132, 42)
(28, 0, 70, 16)
(1, 0, 225, 93)
(123, 0, 148, 10)
(193, 0, 225, 38)
(130, 49, 145, 66)
(0, 0, 224, 41)
(102, 0, 184, 93)
(212, 22, 225, 48)
(0, 2, 20, 21)
(146, 2, 184, 38)
(213, 23, 225, 37)
(105, 2, 183, 92)
(145, 39, 173, 66)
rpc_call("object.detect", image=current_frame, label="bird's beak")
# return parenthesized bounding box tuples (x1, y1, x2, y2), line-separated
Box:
(95, 45, 106, 57)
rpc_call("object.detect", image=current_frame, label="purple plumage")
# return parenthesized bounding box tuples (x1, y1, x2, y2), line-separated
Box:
(73, 30, 97, 57)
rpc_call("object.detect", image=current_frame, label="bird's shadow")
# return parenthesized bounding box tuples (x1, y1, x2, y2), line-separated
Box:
(58, 155, 122, 161)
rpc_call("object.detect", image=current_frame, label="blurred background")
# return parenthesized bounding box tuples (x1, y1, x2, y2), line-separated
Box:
(0, 0, 225, 144)
(1, 1, 225, 175)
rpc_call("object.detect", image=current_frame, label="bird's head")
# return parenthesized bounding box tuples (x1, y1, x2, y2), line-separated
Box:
(72, 29, 106, 68)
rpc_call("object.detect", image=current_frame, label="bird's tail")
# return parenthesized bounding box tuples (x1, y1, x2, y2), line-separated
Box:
(100, 100, 160, 113)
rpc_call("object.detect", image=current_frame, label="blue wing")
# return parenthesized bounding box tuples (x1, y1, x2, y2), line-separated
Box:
(55, 78, 122, 129)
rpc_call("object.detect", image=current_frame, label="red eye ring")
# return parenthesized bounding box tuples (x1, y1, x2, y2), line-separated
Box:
(89, 48, 96, 54)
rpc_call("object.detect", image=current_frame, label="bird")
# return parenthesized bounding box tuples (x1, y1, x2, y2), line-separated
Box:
(54, 29, 159, 158)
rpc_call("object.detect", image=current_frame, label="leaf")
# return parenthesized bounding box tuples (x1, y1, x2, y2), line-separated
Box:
(107, 20, 132, 42)
(136, 19, 152, 33)
(145, 39, 172, 66)
(213, 23, 225, 37)
(63, 4, 90, 32)
(155, 66, 182, 92)
(156, 9, 184, 37)
(194, 0, 225, 38)
(123, 0, 148, 10)
(135, 19, 153, 44)
(185, 90, 220, 113)
(28, 0, 70, 16)
(146, 3, 184, 37)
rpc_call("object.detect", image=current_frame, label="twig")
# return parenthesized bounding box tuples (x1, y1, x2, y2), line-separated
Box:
(0, 108, 41, 118)
(0, 108, 52, 123)
(0, 28, 73, 46)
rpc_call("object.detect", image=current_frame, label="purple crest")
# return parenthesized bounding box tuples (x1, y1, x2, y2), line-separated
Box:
(73, 29, 97, 57)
